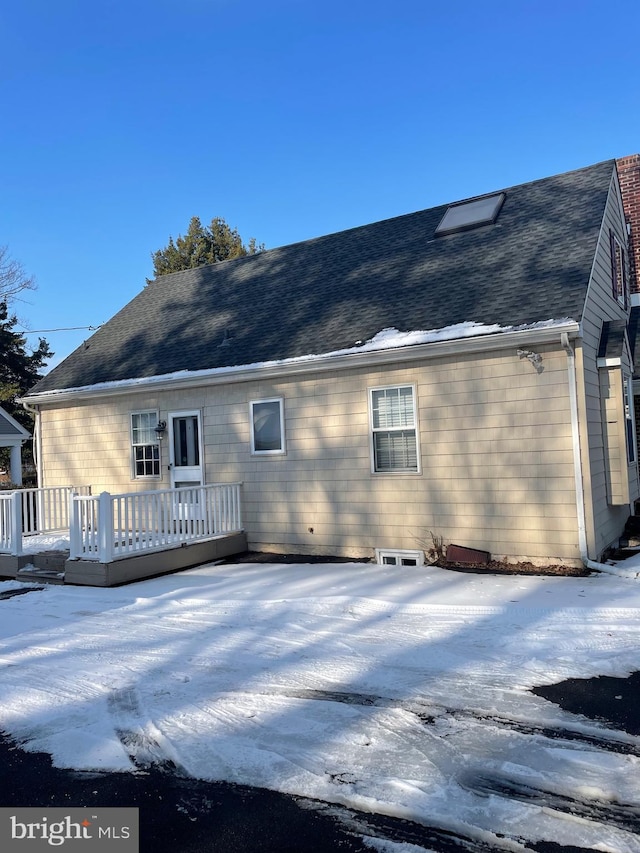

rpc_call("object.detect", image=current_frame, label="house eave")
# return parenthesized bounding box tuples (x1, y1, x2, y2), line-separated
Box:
(21, 321, 582, 406)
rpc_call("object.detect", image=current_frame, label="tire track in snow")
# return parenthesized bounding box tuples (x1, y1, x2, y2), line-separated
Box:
(107, 684, 638, 850)
(244, 686, 640, 845)
(314, 802, 530, 853)
(245, 686, 640, 756)
(0, 586, 44, 600)
(459, 769, 640, 835)
(107, 686, 188, 775)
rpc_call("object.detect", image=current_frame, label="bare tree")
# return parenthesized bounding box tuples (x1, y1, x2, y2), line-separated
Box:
(0, 245, 35, 301)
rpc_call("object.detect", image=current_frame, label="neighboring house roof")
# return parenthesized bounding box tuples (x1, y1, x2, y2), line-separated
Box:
(29, 160, 616, 396)
(0, 406, 30, 443)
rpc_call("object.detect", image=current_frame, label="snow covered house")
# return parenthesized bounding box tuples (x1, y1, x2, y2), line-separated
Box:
(20, 159, 640, 571)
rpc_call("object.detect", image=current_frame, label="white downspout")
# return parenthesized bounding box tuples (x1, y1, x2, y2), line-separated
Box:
(561, 333, 589, 563)
(21, 401, 42, 488)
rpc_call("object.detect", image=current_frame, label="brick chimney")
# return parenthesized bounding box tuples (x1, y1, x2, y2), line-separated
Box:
(616, 155, 640, 295)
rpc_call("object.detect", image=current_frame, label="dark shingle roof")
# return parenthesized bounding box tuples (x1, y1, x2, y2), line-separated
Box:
(30, 160, 615, 394)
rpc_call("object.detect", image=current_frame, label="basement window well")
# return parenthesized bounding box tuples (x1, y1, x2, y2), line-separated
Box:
(375, 549, 424, 567)
(435, 193, 505, 236)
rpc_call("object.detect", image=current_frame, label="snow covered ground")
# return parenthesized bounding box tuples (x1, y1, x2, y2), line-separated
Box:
(1, 561, 640, 852)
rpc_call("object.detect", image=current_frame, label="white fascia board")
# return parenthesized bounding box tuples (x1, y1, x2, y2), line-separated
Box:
(21, 322, 581, 406)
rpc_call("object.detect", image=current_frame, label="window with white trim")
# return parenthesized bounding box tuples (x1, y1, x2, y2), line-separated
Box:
(610, 231, 629, 308)
(375, 548, 424, 566)
(131, 411, 161, 478)
(624, 376, 636, 464)
(370, 385, 419, 473)
(250, 398, 285, 455)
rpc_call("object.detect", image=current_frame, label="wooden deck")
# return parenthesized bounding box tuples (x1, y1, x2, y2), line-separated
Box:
(0, 531, 247, 587)
(0, 483, 247, 587)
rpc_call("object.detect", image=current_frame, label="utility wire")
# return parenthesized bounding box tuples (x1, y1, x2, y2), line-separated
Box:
(17, 324, 103, 333)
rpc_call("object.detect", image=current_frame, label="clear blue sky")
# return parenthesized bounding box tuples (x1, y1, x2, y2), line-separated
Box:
(3, 0, 640, 371)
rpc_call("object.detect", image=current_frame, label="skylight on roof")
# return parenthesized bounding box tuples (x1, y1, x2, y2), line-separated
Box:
(435, 192, 505, 236)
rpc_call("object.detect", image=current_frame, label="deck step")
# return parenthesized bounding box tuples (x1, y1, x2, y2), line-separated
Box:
(15, 550, 68, 585)
(31, 551, 69, 571)
(16, 567, 65, 585)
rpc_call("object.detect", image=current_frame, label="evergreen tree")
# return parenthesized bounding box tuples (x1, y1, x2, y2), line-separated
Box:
(0, 301, 52, 473)
(149, 216, 264, 280)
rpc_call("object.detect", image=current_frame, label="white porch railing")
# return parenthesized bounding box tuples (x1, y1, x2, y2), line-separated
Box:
(0, 492, 20, 555)
(69, 483, 243, 563)
(0, 486, 91, 556)
(20, 486, 92, 535)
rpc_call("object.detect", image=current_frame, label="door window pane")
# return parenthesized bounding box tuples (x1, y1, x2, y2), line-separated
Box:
(173, 416, 200, 466)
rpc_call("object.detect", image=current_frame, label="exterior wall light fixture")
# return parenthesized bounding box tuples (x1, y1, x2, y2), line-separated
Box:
(517, 349, 543, 373)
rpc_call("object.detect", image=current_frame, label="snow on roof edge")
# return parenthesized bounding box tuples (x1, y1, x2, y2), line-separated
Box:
(23, 319, 577, 400)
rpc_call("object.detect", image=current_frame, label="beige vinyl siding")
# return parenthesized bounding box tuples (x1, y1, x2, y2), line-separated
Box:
(39, 339, 580, 564)
(579, 171, 640, 556)
(39, 395, 166, 492)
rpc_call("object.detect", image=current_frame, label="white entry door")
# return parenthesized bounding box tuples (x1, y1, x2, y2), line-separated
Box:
(169, 411, 204, 488)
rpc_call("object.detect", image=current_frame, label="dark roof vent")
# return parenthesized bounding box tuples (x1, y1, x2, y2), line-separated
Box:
(435, 192, 505, 237)
(218, 327, 234, 347)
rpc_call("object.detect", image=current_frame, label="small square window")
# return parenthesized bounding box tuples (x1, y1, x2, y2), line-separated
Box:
(376, 549, 425, 567)
(250, 399, 286, 455)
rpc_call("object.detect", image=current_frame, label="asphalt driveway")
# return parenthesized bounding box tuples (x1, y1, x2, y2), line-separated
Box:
(1, 569, 640, 852)
(1, 671, 638, 852)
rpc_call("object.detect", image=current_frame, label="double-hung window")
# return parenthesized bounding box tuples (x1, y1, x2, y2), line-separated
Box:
(370, 385, 419, 473)
(131, 411, 160, 478)
(250, 398, 286, 455)
(610, 231, 629, 308)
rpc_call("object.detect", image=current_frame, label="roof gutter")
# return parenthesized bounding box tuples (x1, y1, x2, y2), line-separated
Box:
(21, 322, 581, 406)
